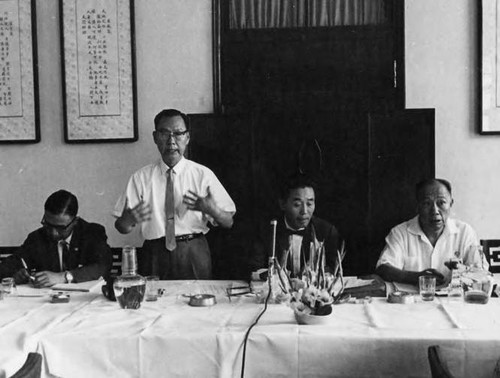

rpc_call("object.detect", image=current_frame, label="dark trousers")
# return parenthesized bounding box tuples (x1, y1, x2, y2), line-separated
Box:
(139, 236, 212, 280)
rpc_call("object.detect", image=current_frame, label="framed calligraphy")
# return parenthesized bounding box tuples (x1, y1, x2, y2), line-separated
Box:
(60, 0, 137, 143)
(0, 0, 39, 144)
(480, 0, 500, 134)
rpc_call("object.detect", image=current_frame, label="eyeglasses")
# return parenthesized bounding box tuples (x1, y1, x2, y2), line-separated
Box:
(156, 130, 189, 140)
(41, 216, 77, 232)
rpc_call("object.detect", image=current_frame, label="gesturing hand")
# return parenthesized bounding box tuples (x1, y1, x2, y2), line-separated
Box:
(123, 199, 152, 225)
(183, 187, 216, 216)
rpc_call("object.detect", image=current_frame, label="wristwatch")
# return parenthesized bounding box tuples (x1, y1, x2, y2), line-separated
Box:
(65, 271, 74, 284)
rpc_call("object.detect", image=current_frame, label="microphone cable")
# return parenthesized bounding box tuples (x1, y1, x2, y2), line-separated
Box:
(241, 219, 277, 378)
(240, 276, 272, 378)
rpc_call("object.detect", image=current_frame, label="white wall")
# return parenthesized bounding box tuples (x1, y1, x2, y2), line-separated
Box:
(1, 0, 499, 249)
(0, 0, 213, 247)
(406, 0, 500, 239)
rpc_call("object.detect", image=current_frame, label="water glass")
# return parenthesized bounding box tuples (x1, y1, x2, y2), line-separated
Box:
(419, 276, 436, 301)
(145, 276, 159, 301)
(462, 269, 494, 304)
(1, 277, 14, 295)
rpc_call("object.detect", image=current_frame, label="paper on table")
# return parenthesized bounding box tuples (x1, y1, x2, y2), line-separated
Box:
(51, 278, 104, 293)
(15, 285, 51, 297)
(344, 277, 375, 289)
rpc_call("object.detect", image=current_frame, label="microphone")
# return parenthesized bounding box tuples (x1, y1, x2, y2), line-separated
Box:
(270, 219, 277, 260)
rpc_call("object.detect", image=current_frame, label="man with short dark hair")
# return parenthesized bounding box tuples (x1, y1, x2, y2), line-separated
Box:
(113, 109, 236, 279)
(0, 190, 112, 287)
(249, 174, 341, 279)
(375, 178, 488, 285)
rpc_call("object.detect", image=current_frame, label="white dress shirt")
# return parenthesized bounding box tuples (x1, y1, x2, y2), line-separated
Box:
(113, 157, 236, 240)
(376, 216, 488, 281)
(284, 218, 305, 276)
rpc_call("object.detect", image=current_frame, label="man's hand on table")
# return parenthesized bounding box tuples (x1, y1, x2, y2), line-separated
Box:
(32, 271, 66, 288)
(13, 268, 31, 285)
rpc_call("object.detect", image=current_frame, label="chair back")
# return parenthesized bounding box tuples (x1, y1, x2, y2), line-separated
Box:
(480, 239, 500, 273)
(428, 345, 454, 378)
(10, 352, 42, 378)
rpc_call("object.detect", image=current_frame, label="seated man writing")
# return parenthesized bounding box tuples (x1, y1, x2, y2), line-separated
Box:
(375, 178, 488, 286)
(0, 190, 112, 287)
(249, 174, 342, 279)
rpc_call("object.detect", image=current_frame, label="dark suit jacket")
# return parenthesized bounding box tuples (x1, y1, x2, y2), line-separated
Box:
(249, 216, 341, 278)
(0, 218, 112, 283)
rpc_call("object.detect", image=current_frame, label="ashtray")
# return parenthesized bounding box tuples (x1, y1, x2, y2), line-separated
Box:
(51, 292, 70, 303)
(387, 291, 414, 304)
(188, 294, 216, 307)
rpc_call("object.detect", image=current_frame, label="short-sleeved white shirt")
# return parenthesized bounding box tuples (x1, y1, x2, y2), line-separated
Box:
(113, 157, 236, 240)
(376, 216, 488, 280)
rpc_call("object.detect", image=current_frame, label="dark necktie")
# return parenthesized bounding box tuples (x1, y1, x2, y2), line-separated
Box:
(60, 241, 69, 271)
(165, 168, 176, 251)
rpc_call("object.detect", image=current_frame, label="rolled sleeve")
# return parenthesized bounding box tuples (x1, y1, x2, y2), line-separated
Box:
(376, 228, 406, 269)
(112, 175, 143, 218)
(203, 170, 236, 226)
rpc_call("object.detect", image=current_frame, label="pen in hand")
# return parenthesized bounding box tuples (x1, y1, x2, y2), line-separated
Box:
(20, 258, 36, 284)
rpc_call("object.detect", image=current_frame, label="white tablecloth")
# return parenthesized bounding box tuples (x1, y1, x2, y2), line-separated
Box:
(1, 280, 500, 378)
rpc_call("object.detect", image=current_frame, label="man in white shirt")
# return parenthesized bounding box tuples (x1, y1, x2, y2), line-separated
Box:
(375, 178, 488, 285)
(113, 109, 236, 279)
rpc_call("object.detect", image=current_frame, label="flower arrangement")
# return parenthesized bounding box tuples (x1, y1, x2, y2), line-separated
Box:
(274, 241, 346, 317)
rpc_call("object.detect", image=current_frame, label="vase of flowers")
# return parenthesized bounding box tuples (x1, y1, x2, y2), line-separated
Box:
(279, 241, 346, 324)
(288, 242, 345, 324)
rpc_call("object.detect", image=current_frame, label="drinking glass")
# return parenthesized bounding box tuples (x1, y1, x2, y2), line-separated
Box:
(145, 276, 159, 301)
(419, 276, 436, 301)
(1, 277, 14, 296)
(462, 269, 494, 304)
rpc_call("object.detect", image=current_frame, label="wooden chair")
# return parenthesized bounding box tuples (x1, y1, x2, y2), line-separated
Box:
(428, 345, 454, 378)
(10, 352, 42, 378)
(110, 247, 122, 276)
(0, 246, 17, 263)
(480, 239, 500, 273)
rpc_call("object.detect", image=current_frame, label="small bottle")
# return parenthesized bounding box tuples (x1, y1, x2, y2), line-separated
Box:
(447, 258, 463, 301)
(113, 246, 146, 309)
(265, 256, 281, 303)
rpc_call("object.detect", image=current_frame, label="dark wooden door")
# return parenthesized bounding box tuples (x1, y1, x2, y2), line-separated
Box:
(188, 0, 434, 279)
(190, 109, 435, 278)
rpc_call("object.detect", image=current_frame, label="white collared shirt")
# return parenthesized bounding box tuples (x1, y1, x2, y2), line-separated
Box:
(284, 218, 305, 276)
(113, 157, 236, 240)
(376, 216, 488, 281)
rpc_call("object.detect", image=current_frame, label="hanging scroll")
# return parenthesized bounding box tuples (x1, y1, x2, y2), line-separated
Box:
(61, 0, 137, 142)
(0, 0, 39, 144)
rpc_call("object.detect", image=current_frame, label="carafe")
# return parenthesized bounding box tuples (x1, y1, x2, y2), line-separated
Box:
(113, 246, 146, 309)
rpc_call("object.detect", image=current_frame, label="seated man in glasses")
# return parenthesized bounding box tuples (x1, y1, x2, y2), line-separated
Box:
(0, 190, 112, 287)
(375, 178, 488, 286)
(249, 174, 342, 280)
(113, 109, 236, 280)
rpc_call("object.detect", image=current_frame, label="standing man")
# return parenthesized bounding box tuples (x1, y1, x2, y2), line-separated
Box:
(249, 174, 341, 279)
(375, 178, 488, 285)
(113, 109, 236, 279)
(0, 190, 112, 287)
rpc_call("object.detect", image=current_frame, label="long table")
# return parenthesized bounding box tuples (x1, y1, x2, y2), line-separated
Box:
(1, 280, 500, 378)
